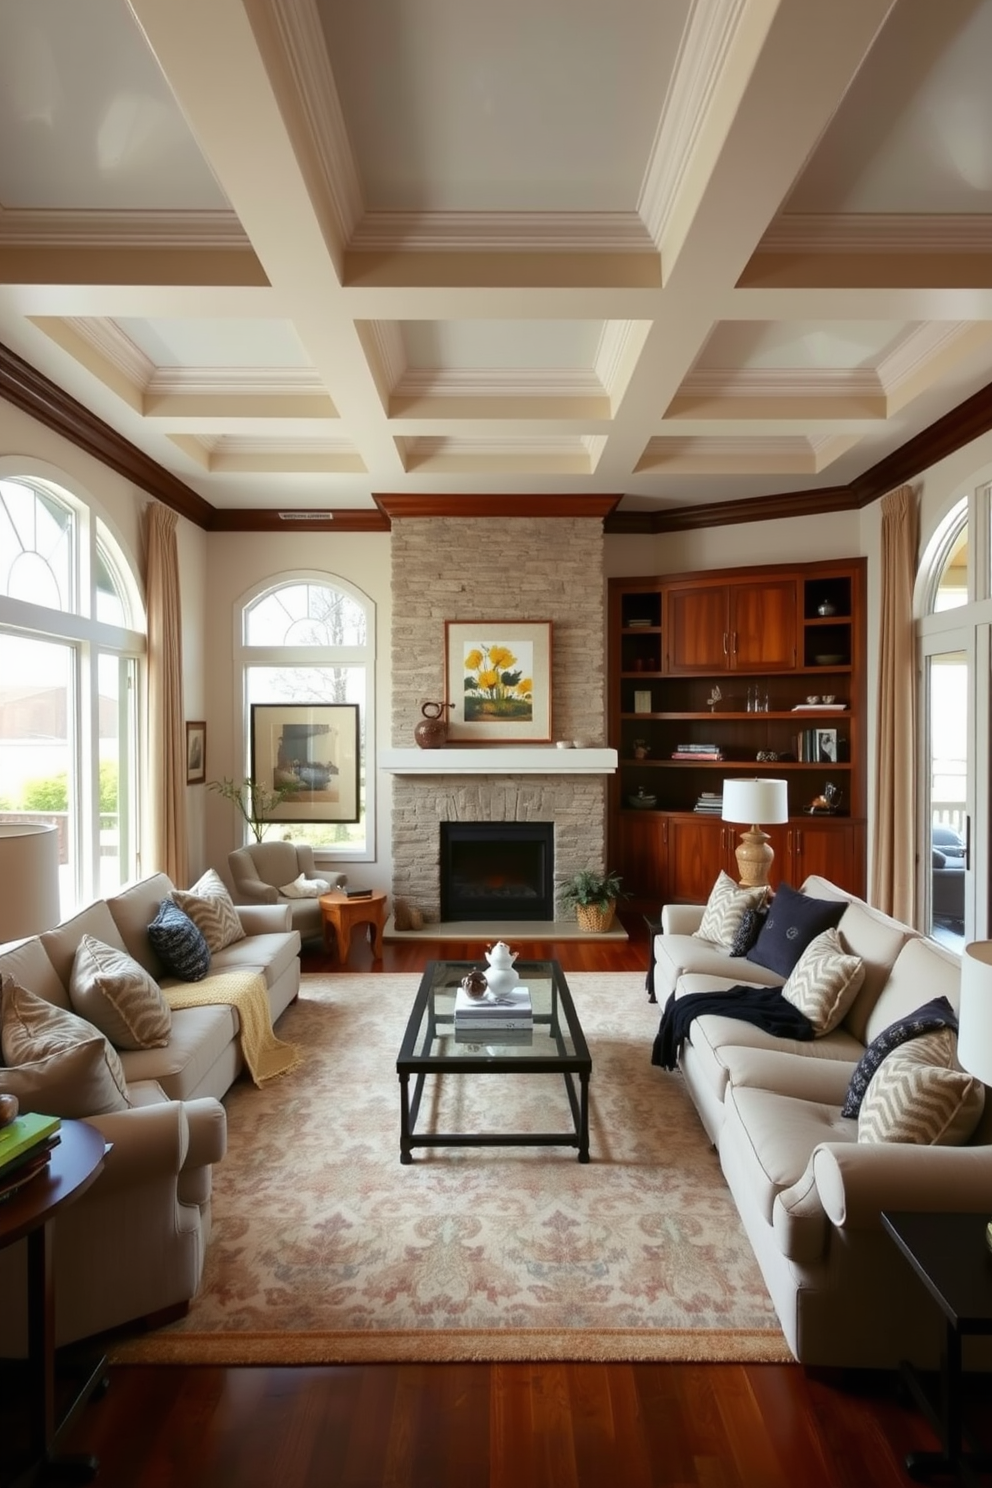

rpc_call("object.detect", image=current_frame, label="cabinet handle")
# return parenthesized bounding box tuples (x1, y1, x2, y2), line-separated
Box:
(732, 631, 738, 654)
(722, 632, 729, 655)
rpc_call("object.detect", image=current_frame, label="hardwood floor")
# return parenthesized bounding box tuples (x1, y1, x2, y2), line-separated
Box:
(49, 916, 973, 1486)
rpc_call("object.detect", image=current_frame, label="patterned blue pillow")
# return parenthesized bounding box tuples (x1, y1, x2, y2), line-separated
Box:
(729, 905, 767, 958)
(745, 882, 845, 978)
(841, 996, 958, 1118)
(147, 900, 210, 981)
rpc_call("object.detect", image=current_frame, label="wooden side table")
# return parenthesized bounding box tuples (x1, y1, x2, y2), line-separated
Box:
(0, 1118, 110, 1485)
(319, 889, 387, 963)
(881, 1210, 992, 1487)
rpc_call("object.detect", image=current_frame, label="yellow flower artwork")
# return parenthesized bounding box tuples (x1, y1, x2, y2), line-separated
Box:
(462, 640, 534, 723)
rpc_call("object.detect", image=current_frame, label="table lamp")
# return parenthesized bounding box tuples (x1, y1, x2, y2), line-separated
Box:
(958, 942, 992, 1251)
(0, 823, 61, 944)
(722, 778, 789, 889)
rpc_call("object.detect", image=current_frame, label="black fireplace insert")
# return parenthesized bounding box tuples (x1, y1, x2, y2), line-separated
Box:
(440, 822, 555, 921)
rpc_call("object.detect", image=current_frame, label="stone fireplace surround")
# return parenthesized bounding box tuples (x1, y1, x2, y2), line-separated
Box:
(387, 516, 615, 925)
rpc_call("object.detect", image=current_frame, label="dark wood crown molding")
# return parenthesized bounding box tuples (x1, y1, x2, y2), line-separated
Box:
(5, 336, 992, 534)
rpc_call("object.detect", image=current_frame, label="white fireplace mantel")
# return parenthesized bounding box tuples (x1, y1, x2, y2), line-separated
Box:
(379, 747, 617, 775)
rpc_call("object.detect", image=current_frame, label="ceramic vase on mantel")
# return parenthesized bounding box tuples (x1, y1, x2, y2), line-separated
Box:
(414, 701, 452, 749)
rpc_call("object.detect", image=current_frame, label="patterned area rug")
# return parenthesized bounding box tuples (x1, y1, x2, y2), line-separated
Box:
(110, 973, 789, 1365)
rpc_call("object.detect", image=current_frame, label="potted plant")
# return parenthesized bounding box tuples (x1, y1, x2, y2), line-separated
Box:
(207, 776, 299, 844)
(557, 868, 627, 932)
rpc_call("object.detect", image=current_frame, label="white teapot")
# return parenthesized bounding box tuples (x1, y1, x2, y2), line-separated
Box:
(483, 941, 520, 995)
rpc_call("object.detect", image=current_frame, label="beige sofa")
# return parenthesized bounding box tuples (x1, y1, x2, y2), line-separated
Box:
(0, 872, 301, 1352)
(652, 875, 992, 1369)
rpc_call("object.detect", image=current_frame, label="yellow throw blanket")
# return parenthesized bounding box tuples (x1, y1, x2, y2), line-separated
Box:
(164, 970, 302, 1086)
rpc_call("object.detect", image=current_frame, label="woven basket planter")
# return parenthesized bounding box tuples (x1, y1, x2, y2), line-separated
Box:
(576, 900, 616, 933)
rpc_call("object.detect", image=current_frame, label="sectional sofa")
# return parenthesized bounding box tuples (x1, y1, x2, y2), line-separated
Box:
(0, 871, 301, 1352)
(651, 874, 992, 1369)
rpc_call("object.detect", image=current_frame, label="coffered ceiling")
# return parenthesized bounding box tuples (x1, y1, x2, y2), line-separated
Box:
(2, 0, 992, 531)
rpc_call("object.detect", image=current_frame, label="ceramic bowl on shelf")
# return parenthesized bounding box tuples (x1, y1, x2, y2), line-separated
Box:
(814, 653, 844, 665)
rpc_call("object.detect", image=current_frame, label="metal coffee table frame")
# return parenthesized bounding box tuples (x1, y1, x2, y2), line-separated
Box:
(396, 959, 591, 1163)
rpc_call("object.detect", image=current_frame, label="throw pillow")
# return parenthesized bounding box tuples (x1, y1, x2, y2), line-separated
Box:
(780, 926, 865, 1036)
(842, 996, 959, 1118)
(0, 973, 130, 1116)
(148, 900, 211, 981)
(172, 868, 246, 953)
(858, 1031, 984, 1145)
(728, 905, 768, 959)
(69, 934, 172, 1050)
(745, 882, 846, 978)
(693, 871, 767, 951)
(279, 874, 330, 899)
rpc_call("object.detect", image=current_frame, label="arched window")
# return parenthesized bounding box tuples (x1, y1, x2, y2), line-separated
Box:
(0, 474, 145, 917)
(237, 574, 374, 859)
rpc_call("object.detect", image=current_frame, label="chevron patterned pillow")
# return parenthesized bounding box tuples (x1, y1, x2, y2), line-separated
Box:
(69, 934, 172, 1050)
(858, 1029, 985, 1145)
(692, 870, 767, 951)
(780, 926, 864, 1035)
(172, 868, 246, 954)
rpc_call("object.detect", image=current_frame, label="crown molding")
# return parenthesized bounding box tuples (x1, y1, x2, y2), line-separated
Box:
(373, 493, 623, 520)
(605, 486, 855, 533)
(0, 206, 247, 249)
(347, 211, 654, 255)
(757, 213, 992, 255)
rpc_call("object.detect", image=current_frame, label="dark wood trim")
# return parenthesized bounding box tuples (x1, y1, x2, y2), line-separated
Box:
(207, 508, 391, 533)
(5, 331, 992, 535)
(0, 339, 214, 527)
(373, 493, 624, 519)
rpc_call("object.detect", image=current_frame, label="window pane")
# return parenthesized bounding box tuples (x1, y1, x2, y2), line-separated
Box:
(927, 649, 967, 947)
(933, 524, 968, 611)
(95, 538, 127, 627)
(246, 665, 366, 851)
(0, 480, 74, 610)
(0, 633, 74, 920)
(246, 583, 367, 646)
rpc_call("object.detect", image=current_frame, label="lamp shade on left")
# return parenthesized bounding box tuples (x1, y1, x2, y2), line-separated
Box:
(0, 823, 61, 944)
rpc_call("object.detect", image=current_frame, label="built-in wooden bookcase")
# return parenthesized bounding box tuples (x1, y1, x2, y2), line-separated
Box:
(608, 559, 867, 911)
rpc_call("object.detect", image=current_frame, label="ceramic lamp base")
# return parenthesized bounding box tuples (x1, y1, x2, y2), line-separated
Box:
(734, 826, 775, 890)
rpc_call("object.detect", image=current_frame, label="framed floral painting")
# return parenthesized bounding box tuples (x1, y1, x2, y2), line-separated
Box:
(444, 620, 552, 742)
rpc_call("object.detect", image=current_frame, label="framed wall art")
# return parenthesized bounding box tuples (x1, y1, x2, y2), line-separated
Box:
(250, 703, 360, 824)
(185, 721, 206, 784)
(444, 620, 552, 742)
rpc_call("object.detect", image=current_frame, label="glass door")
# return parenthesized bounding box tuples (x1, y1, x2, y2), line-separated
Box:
(922, 635, 972, 947)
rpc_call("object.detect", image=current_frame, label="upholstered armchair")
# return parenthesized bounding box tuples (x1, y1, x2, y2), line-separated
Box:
(228, 841, 343, 941)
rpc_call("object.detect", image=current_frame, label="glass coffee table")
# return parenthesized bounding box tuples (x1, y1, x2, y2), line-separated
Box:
(396, 959, 591, 1164)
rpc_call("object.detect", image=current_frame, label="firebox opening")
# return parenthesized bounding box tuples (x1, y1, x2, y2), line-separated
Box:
(440, 822, 555, 922)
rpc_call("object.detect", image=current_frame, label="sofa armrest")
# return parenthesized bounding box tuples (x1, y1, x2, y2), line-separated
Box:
(236, 902, 293, 934)
(233, 875, 279, 905)
(661, 904, 704, 935)
(812, 1141, 992, 1230)
(81, 1103, 191, 1195)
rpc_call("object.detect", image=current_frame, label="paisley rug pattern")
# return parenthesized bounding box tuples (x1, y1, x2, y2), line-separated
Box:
(110, 973, 788, 1363)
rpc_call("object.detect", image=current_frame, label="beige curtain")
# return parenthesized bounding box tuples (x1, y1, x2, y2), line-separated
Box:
(870, 485, 919, 921)
(145, 503, 189, 886)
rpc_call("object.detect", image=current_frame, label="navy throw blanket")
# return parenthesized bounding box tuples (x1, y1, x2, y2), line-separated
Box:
(651, 985, 815, 1071)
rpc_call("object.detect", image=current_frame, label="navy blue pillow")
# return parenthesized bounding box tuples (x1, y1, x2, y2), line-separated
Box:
(729, 905, 767, 959)
(744, 882, 845, 978)
(148, 899, 210, 981)
(841, 996, 959, 1118)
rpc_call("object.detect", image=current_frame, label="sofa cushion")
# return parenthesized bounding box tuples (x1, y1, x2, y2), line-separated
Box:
(694, 871, 767, 951)
(858, 1032, 984, 1146)
(69, 934, 172, 1050)
(106, 872, 177, 976)
(745, 882, 846, 977)
(842, 996, 959, 1118)
(147, 900, 211, 982)
(203, 929, 300, 991)
(864, 937, 962, 1046)
(0, 973, 130, 1116)
(830, 896, 920, 1044)
(722, 1084, 856, 1224)
(780, 927, 865, 1036)
(654, 938, 784, 1003)
(40, 901, 129, 997)
(0, 935, 70, 1010)
(172, 869, 246, 954)
(116, 1003, 240, 1102)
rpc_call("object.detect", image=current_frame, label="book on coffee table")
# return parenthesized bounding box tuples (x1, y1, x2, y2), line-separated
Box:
(453, 1025, 534, 1046)
(454, 984, 533, 1028)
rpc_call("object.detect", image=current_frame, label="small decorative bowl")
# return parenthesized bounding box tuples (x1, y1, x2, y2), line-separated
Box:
(460, 970, 489, 999)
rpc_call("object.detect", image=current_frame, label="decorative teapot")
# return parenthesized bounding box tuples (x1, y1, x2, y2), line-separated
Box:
(483, 941, 520, 995)
(414, 701, 453, 749)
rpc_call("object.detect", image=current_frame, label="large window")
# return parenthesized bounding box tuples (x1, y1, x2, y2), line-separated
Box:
(0, 475, 144, 918)
(917, 489, 992, 948)
(237, 575, 375, 859)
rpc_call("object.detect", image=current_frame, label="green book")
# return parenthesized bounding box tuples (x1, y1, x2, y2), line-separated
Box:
(0, 1112, 62, 1171)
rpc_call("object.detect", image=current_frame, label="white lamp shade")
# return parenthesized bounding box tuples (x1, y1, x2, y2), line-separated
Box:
(722, 778, 789, 826)
(0, 823, 61, 944)
(959, 942, 992, 1088)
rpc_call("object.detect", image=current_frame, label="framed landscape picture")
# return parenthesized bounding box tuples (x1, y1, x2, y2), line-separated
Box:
(444, 620, 552, 742)
(250, 703, 360, 824)
(185, 721, 206, 784)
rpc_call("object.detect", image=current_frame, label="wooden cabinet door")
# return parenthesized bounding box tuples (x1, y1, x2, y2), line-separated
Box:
(615, 812, 668, 910)
(786, 820, 865, 896)
(665, 585, 730, 673)
(729, 579, 797, 670)
(665, 815, 735, 902)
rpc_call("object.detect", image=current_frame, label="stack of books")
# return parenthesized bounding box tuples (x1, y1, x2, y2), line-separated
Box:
(671, 742, 724, 761)
(694, 791, 724, 814)
(0, 1112, 61, 1203)
(453, 983, 533, 1044)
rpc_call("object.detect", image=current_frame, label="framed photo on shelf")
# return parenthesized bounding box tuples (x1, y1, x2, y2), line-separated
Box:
(185, 721, 206, 785)
(816, 728, 839, 763)
(444, 620, 552, 742)
(250, 703, 360, 824)
(633, 690, 652, 714)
